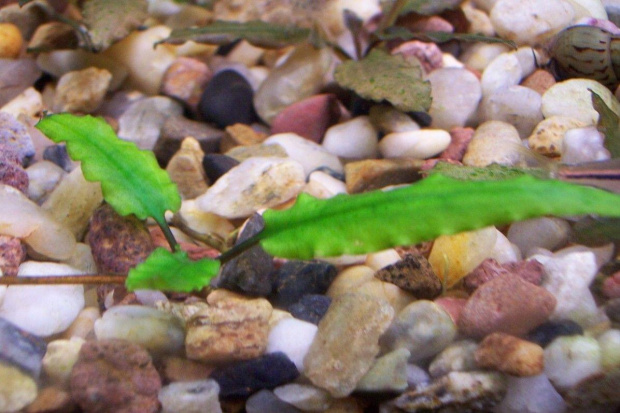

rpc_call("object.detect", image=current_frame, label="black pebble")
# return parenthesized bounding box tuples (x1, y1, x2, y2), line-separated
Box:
(526, 319, 584, 347)
(211, 352, 299, 398)
(288, 294, 332, 325)
(0, 317, 47, 379)
(202, 153, 240, 183)
(43, 144, 73, 172)
(271, 260, 338, 309)
(198, 70, 259, 128)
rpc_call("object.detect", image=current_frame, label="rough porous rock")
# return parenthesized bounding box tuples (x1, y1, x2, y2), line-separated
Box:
(304, 293, 394, 398)
(271, 260, 338, 309)
(391, 40, 443, 73)
(0, 112, 34, 164)
(374, 252, 442, 298)
(0, 143, 28, 194)
(160, 56, 212, 112)
(70, 339, 162, 413)
(438, 127, 474, 162)
(52, 67, 112, 113)
(521, 69, 557, 95)
(564, 365, 620, 408)
(0, 317, 47, 379)
(199, 69, 259, 128)
(0, 235, 26, 276)
(527, 116, 586, 157)
(462, 258, 545, 293)
(458, 273, 557, 339)
(475, 332, 544, 376)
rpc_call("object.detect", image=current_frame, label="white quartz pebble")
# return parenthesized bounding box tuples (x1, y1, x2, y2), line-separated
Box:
(322, 116, 378, 159)
(544, 336, 602, 390)
(480, 52, 522, 96)
(495, 374, 567, 413)
(267, 317, 318, 373)
(42, 337, 85, 388)
(428, 68, 482, 130)
(25, 160, 66, 204)
(379, 129, 451, 159)
(158, 380, 222, 413)
(461, 43, 510, 72)
(598, 329, 620, 370)
(479, 85, 543, 138)
(561, 126, 611, 164)
(507, 217, 571, 257)
(264, 133, 344, 176)
(303, 171, 347, 199)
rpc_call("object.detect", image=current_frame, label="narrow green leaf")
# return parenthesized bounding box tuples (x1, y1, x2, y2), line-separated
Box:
(377, 27, 517, 48)
(257, 174, 620, 259)
(334, 48, 431, 113)
(126, 248, 220, 292)
(82, 0, 148, 52)
(160, 20, 311, 49)
(591, 89, 620, 158)
(427, 162, 549, 181)
(400, 0, 462, 15)
(36, 114, 181, 227)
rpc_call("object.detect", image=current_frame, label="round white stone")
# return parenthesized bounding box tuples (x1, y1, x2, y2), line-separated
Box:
(379, 129, 451, 159)
(264, 133, 344, 176)
(158, 380, 222, 413)
(266, 317, 317, 373)
(507, 217, 572, 257)
(322, 116, 379, 159)
(561, 126, 611, 164)
(544, 336, 602, 390)
(428, 68, 482, 130)
(481, 52, 522, 96)
(479, 85, 543, 138)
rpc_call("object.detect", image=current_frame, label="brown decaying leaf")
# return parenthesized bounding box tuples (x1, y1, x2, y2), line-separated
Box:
(82, 0, 148, 52)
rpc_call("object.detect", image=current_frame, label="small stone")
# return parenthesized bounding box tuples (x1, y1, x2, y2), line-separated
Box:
(368, 104, 420, 134)
(479, 85, 543, 138)
(480, 52, 523, 96)
(0, 111, 34, 164)
(462, 121, 524, 167)
(274, 383, 332, 411)
(598, 329, 620, 370)
(288, 294, 331, 325)
(202, 153, 240, 183)
(605, 298, 620, 322)
(267, 317, 317, 373)
(70, 339, 162, 413)
(322, 116, 378, 159)
(246, 389, 302, 413)
(226, 142, 287, 161)
(507, 217, 572, 256)
(87, 204, 154, 274)
(161, 56, 212, 112)
(438, 127, 474, 162)
(1, 86, 43, 119)
(62, 306, 100, 340)
(117, 96, 184, 150)
(23, 386, 75, 413)
(603, 271, 620, 299)
(25, 160, 65, 204)
(0, 144, 28, 193)
(379, 129, 451, 159)
(521, 69, 557, 95)
(41, 337, 84, 388)
(199, 69, 259, 128)
(303, 170, 347, 199)
(0, 58, 41, 108)
(374, 252, 442, 298)
(195, 157, 305, 219)
(462, 258, 545, 293)
(221, 123, 268, 153)
(264, 133, 344, 176)
(271, 93, 341, 143)
(185, 292, 273, 362)
(391, 40, 443, 73)
(0, 317, 47, 379)
(393, 371, 507, 412)
(0, 235, 26, 276)
(271, 260, 338, 309)
(434, 296, 467, 325)
(406, 364, 431, 388)
(344, 158, 424, 193)
(158, 380, 222, 413)
(475, 332, 544, 376)
(526, 319, 584, 347)
(0, 23, 22, 58)
(495, 374, 567, 413)
(52, 67, 112, 113)
(159, 356, 214, 383)
(0, 361, 38, 413)
(564, 366, 620, 408)
(42, 145, 75, 172)
(356, 348, 410, 392)
(165, 137, 209, 199)
(458, 273, 557, 339)
(428, 340, 479, 378)
(211, 352, 299, 398)
(561, 126, 611, 164)
(428, 68, 481, 130)
(304, 293, 394, 398)
(544, 335, 602, 390)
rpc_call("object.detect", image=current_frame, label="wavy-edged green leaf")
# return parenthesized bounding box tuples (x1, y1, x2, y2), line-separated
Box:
(426, 162, 549, 181)
(82, 0, 148, 52)
(377, 27, 517, 48)
(126, 248, 220, 292)
(334, 48, 431, 113)
(591, 89, 620, 158)
(161, 20, 311, 49)
(36, 114, 181, 227)
(255, 174, 620, 259)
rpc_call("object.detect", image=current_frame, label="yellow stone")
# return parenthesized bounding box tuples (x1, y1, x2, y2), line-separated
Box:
(0, 23, 22, 59)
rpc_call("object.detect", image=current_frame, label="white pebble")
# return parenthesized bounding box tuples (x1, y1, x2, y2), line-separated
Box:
(462, 121, 524, 167)
(495, 374, 567, 413)
(25, 160, 66, 204)
(303, 171, 347, 199)
(461, 43, 510, 72)
(479, 85, 543, 138)
(428, 68, 482, 130)
(379, 129, 451, 159)
(365, 249, 402, 271)
(368, 105, 420, 134)
(544, 336, 602, 390)
(267, 317, 317, 373)
(480, 52, 522, 96)
(507, 217, 571, 257)
(561, 126, 611, 164)
(158, 380, 222, 413)
(322, 116, 378, 159)
(598, 329, 620, 370)
(264, 133, 344, 176)
(273, 383, 333, 411)
(42, 337, 85, 388)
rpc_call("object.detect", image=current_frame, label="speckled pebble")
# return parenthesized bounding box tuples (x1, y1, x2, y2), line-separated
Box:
(0, 112, 34, 164)
(374, 252, 442, 299)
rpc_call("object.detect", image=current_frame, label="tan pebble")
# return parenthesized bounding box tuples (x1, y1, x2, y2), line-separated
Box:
(521, 69, 556, 95)
(0, 23, 23, 59)
(475, 332, 544, 376)
(24, 386, 74, 413)
(160, 356, 214, 383)
(527, 116, 586, 157)
(62, 306, 100, 339)
(221, 123, 268, 152)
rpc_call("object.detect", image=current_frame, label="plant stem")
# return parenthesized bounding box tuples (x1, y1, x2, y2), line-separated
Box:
(157, 217, 179, 251)
(217, 234, 261, 264)
(0, 274, 127, 285)
(377, 0, 408, 33)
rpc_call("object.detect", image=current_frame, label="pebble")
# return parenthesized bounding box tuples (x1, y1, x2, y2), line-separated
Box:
(544, 335, 602, 390)
(62, 306, 100, 340)
(322, 116, 378, 159)
(462, 258, 545, 293)
(0, 361, 38, 413)
(288, 294, 331, 325)
(155, 115, 224, 166)
(160, 56, 211, 112)
(198, 69, 259, 128)
(480, 52, 522, 96)
(563, 365, 620, 409)
(117, 96, 184, 150)
(0, 111, 34, 164)
(479, 85, 543, 138)
(0, 317, 47, 379)
(368, 104, 420, 134)
(158, 379, 222, 413)
(462, 121, 524, 167)
(41, 337, 85, 388)
(475, 332, 544, 376)
(374, 252, 442, 298)
(42, 144, 76, 172)
(86, 203, 154, 274)
(273, 383, 332, 411)
(165, 137, 209, 199)
(495, 374, 567, 413)
(52, 67, 112, 113)
(266, 317, 317, 373)
(355, 348, 410, 392)
(434, 296, 467, 325)
(0, 58, 40, 109)
(379, 129, 451, 159)
(561, 126, 611, 164)
(507, 217, 572, 257)
(303, 170, 347, 199)
(393, 371, 507, 412)
(185, 292, 272, 363)
(428, 340, 479, 378)
(602, 271, 620, 299)
(226, 142, 287, 161)
(25, 160, 65, 203)
(1, 261, 84, 337)
(271, 260, 338, 309)
(202, 153, 240, 183)
(598, 329, 620, 370)
(0, 144, 28, 194)
(605, 298, 620, 322)
(428, 68, 482, 130)
(461, 43, 511, 73)
(521, 69, 557, 96)
(271, 93, 341, 142)
(0, 235, 26, 276)
(24, 385, 75, 413)
(196, 156, 305, 218)
(304, 293, 394, 398)
(391, 40, 443, 73)
(0, 23, 22, 58)
(70, 339, 162, 413)
(264, 133, 344, 176)
(221, 122, 269, 152)
(246, 389, 302, 413)
(344, 158, 423, 193)
(458, 273, 557, 339)
(159, 356, 213, 383)
(211, 352, 299, 398)
(94, 305, 185, 357)
(490, 0, 574, 45)
(1, 86, 43, 119)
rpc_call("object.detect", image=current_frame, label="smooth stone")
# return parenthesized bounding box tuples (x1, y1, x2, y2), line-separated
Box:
(561, 126, 611, 164)
(52, 67, 112, 113)
(62, 307, 100, 340)
(356, 278, 417, 314)
(458, 273, 557, 339)
(246, 389, 302, 413)
(374, 252, 442, 299)
(521, 69, 557, 96)
(507, 217, 571, 257)
(173, 200, 234, 249)
(495, 374, 567, 413)
(165, 137, 209, 200)
(429, 68, 481, 130)
(264, 133, 344, 177)
(117, 96, 184, 150)
(0, 361, 38, 413)
(365, 249, 402, 271)
(202, 153, 240, 183)
(303, 170, 347, 199)
(304, 293, 394, 398)
(0, 112, 34, 164)
(475, 332, 544, 376)
(368, 104, 420, 134)
(392, 40, 444, 73)
(274, 383, 332, 411)
(94, 305, 185, 357)
(480, 52, 522, 96)
(460, 43, 511, 73)
(23, 385, 75, 413)
(267, 317, 317, 373)
(25, 160, 65, 203)
(211, 352, 299, 398)
(160, 56, 211, 112)
(159, 356, 214, 384)
(406, 364, 431, 388)
(322, 116, 379, 159)
(463, 258, 545, 293)
(544, 335, 602, 390)
(288, 294, 331, 325)
(225, 142, 287, 161)
(462, 121, 524, 167)
(379, 129, 451, 159)
(220, 122, 269, 153)
(271, 260, 338, 309)
(1, 261, 84, 337)
(1, 86, 43, 119)
(270, 93, 341, 143)
(490, 0, 574, 45)
(0, 317, 47, 379)
(41, 337, 85, 388)
(158, 380, 222, 413)
(42, 144, 75, 172)
(0, 58, 41, 108)
(428, 340, 479, 378)
(356, 348, 410, 392)
(598, 329, 620, 370)
(198, 69, 259, 128)
(344, 158, 424, 193)
(479, 85, 543, 138)
(462, 3, 495, 36)
(195, 156, 305, 219)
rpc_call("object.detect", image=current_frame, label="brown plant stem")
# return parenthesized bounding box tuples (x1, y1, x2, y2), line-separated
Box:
(0, 274, 127, 285)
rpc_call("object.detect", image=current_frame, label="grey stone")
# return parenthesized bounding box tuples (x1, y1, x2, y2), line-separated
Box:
(0, 317, 47, 379)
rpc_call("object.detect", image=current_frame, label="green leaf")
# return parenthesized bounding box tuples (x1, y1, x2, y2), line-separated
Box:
(426, 162, 549, 181)
(82, 0, 148, 52)
(255, 174, 620, 259)
(35, 114, 181, 228)
(400, 0, 463, 15)
(126, 248, 220, 292)
(377, 27, 517, 49)
(334, 48, 431, 113)
(591, 89, 620, 158)
(160, 20, 311, 49)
